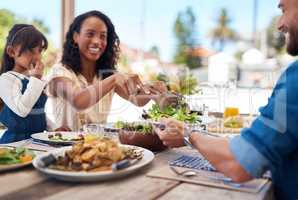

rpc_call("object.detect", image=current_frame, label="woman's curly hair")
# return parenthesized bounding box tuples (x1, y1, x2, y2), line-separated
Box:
(62, 10, 120, 79)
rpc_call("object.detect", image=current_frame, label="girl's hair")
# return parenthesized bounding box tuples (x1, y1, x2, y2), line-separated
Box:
(62, 10, 120, 79)
(0, 24, 48, 75)
(0, 24, 48, 111)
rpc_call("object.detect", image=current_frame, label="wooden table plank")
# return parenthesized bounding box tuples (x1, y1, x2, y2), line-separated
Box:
(41, 154, 180, 200)
(0, 150, 180, 200)
(0, 179, 77, 200)
(0, 167, 46, 196)
(0, 146, 273, 200)
(158, 182, 273, 200)
(42, 172, 179, 200)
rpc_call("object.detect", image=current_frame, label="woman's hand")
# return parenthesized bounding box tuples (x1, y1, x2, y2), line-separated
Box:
(148, 82, 179, 109)
(146, 81, 168, 94)
(114, 73, 148, 96)
(154, 118, 186, 148)
(28, 60, 44, 79)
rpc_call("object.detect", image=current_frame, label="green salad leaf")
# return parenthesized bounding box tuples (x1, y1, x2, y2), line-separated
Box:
(116, 122, 153, 134)
(0, 147, 35, 165)
(146, 103, 200, 124)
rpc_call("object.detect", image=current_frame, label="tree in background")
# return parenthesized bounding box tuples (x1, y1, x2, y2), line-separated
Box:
(0, 9, 57, 70)
(149, 45, 160, 58)
(209, 8, 238, 51)
(0, 9, 15, 58)
(173, 7, 200, 69)
(266, 16, 285, 56)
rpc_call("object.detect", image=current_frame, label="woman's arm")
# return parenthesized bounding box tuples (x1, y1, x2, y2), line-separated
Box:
(48, 75, 116, 110)
(115, 81, 169, 107)
(115, 85, 151, 107)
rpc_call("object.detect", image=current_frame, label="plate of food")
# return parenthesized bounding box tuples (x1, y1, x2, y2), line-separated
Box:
(32, 137, 154, 182)
(207, 116, 253, 135)
(31, 131, 100, 145)
(0, 147, 35, 172)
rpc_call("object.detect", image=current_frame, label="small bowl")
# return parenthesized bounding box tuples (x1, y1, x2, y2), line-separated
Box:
(118, 129, 167, 152)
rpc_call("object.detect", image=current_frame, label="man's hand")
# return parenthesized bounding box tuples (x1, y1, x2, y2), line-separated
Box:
(154, 118, 185, 148)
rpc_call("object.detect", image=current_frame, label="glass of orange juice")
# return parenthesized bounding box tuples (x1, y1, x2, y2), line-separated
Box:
(224, 107, 239, 118)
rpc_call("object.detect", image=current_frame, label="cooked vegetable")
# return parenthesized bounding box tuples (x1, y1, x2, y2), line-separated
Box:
(49, 138, 143, 172)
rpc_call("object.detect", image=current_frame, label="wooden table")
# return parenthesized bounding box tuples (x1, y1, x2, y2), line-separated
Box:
(0, 147, 274, 200)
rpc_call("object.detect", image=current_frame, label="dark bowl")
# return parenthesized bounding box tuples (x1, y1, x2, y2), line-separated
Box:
(118, 129, 167, 152)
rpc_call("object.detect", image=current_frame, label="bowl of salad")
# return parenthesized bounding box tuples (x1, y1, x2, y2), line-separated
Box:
(116, 121, 166, 152)
(142, 101, 202, 125)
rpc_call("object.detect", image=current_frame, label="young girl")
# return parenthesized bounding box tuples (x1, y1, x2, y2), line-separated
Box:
(0, 24, 48, 143)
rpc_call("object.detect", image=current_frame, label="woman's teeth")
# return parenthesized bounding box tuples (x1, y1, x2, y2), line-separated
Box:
(89, 47, 100, 53)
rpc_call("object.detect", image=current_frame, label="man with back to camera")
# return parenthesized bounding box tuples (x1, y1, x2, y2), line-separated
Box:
(155, 0, 298, 199)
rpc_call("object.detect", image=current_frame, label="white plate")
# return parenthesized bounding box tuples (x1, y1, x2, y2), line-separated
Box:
(31, 131, 83, 145)
(0, 161, 32, 172)
(32, 145, 154, 182)
(0, 147, 37, 172)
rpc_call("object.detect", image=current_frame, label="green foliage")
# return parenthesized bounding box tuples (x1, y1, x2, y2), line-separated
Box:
(0, 9, 16, 59)
(156, 73, 170, 85)
(173, 7, 200, 69)
(179, 73, 199, 95)
(149, 45, 160, 57)
(0, 9, 52, 65)
(154, 69, 199, 95)
(209, 8, 238, 51)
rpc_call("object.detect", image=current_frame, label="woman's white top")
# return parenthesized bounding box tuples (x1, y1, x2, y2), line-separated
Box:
(45, 63, 114, 131)
(0, 71, 46, 117)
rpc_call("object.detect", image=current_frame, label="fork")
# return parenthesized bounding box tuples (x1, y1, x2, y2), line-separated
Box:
(169, 166, 242, 188)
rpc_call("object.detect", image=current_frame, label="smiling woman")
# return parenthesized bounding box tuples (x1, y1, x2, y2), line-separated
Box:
(45, 10, 168, 131)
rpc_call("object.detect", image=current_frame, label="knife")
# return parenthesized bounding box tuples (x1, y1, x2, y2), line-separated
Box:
(36, 154, 57, 168)
(112, 159, 140, 171)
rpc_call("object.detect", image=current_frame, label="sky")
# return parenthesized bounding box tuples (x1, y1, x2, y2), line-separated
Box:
(0, 0, 280, 62)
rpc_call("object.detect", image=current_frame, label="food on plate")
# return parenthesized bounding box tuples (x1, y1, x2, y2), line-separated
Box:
(0, 147, 35, 165)
(47, 132, 99, 142)
(223, 116, 244, 128)
(116, 122, 166, 151)
(207, 116, 249, 134)
(142, 101, 201, 124)
(49, 138, 143, 172)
